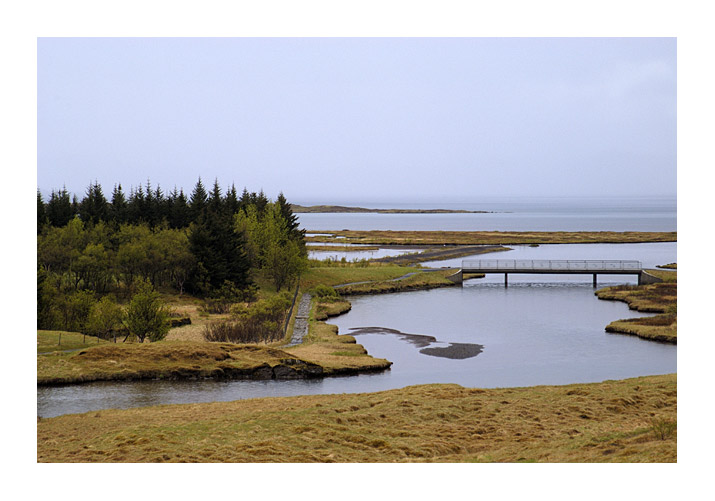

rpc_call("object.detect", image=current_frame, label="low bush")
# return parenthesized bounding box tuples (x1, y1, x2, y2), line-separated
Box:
(201, 282, 259, 314)
(650, 418, 677, 440)
(204, 292, 292, 344)
(312, 284, 339, 299)
(203, 319, 285, 344)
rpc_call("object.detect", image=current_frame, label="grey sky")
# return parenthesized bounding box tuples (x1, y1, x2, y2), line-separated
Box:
(37, 37, 676, 203)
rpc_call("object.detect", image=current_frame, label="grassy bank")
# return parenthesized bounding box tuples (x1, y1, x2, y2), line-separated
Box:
(37, 341, 325, 385)
(37, 327, 390, 385)
(37, 374, 676, 463)
(301, 264, 419, 289)
(285, 321, 392, 375)
(335, 269, 458, 295)
(37, 330, 111, 353)
(306, 230, 677, 246)
(301, 264, 464, 295)
(595, 267, 677, 343)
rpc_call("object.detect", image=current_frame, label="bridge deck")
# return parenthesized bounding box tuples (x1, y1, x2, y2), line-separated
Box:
(462, 259, 642, 274)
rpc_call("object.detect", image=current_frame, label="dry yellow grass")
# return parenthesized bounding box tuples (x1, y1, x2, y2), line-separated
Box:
(307, 230, 677, 246)
(285, 320, 391, 374)
(313, 299, 352, 321)
(37, 341, 325, 384)
(336, 269, 457, 295)
(596, 269, 677, 343)
(37, 374, 676, 463)
(596, 282, 676, 313)
(605, 317, 677, 343)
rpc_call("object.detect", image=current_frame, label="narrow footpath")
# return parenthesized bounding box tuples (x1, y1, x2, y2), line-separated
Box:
(285, 293, 312, 347)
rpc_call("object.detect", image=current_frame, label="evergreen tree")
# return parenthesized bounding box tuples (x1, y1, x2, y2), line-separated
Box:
(190, 177, 208, 222)
(37, 190, 48, 234)
(71, 194, 80, 220)
(255, 189, 269, 216)
(127, 185, 146, 224)
(225, 183, 239, 217)
(145, 180, 155, 226)
(153, 185, 167, 225)
(168, 187, 191, 229)
(110, 184, 128, 225)
(79, 181, 109, 225)
(189, 206, 251, 293)
(46, 187, 73, 227)
(207, 179, 223, 214)
(276, 192, 304, 243)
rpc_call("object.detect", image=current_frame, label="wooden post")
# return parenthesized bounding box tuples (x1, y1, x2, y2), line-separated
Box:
(505, 273, 508, 287)
(593, 274, 597, 288)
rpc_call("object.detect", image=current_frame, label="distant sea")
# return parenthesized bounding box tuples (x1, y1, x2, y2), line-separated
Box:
(296, 196, 676, 232)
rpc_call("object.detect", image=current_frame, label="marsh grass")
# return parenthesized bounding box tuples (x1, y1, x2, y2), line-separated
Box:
(37, 374, 676, 463)
(337, 269, 456, 295)
(597, 270, 677, 343)
(650, 418, 677, 440)
(314, 299, 352, 321)
(301, 264, 418, 289)
(37, 341, 295, 385)
(307, 230, 677, 246)
(596, 282, 676, 313)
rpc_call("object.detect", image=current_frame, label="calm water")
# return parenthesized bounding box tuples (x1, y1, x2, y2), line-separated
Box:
(37, 198, 677, 417)
(423, 241, 676, 271)
(309, 246, 423, 261)
(297, 197, 676, 232)
(37, 242, 676, 418)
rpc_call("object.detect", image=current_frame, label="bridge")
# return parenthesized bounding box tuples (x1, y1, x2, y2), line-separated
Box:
(453, 259, 651, 287)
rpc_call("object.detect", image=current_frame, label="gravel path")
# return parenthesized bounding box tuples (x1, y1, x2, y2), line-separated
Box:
(285, 293, 312, 347)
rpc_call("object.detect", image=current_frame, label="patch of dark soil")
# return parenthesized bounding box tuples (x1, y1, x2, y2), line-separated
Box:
(348, 326, 484, 360)
(419, 343, 484, 360)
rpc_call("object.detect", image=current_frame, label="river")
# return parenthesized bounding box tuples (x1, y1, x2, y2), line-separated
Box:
(37, 238, 676, 418)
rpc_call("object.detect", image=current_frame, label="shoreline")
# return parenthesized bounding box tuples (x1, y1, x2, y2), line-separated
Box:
(292, 204, 491, 214)
(305, 230, 677, 246)
(38, 374, 676, 462)
(594, 267, 677, 343)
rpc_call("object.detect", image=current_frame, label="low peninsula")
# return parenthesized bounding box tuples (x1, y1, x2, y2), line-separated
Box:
(291, 204, 490, 214)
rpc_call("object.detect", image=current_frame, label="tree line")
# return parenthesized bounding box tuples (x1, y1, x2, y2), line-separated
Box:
(38, 178, 282, 231)
(37, 178, 307, 333)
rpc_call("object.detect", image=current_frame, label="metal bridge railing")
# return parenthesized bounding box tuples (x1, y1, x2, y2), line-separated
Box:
(461, 259, 642, 271)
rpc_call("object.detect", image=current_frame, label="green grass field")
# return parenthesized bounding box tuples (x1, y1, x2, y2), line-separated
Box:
(37, 330, 111, 353)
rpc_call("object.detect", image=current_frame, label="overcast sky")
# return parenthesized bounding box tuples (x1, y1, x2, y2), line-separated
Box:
(37, 37, 676, 204)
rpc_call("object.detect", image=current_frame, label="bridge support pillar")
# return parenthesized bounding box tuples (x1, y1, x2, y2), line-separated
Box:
(505, 273, 508, 287)
(593, 274, 597, 288)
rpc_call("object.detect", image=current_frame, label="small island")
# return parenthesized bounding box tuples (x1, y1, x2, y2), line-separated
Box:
(291, 204, 491, 214)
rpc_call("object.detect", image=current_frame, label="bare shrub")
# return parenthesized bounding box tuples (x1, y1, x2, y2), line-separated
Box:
(650, 418, 677, 440)
(203, 292, 291, 344)
(203, 319, 284, 344)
